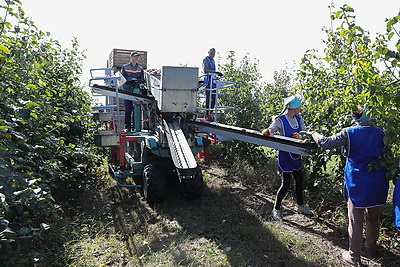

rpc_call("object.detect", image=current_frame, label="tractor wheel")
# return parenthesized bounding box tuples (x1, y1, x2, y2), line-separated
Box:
(180, 166, 204, 200)
(143, 164, 167, 205)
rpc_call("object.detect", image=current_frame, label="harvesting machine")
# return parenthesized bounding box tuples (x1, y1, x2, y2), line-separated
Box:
(89, 49, 317, 204)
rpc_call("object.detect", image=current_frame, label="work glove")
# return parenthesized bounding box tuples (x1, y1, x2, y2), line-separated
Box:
(261, 129, 270, 136)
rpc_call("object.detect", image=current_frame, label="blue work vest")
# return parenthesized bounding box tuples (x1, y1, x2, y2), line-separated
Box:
(278, 115, 303, 173)
(204, 56, 216, 88)
(344, 126, 388, 208)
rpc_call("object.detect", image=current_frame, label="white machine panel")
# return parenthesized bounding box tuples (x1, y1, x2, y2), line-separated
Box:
(156, 66, 198, 113)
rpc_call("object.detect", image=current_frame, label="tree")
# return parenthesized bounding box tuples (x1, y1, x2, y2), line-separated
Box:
(214, 51, 269, 169)
(0, 0, 101, 263)
(295, 5, 400, 184)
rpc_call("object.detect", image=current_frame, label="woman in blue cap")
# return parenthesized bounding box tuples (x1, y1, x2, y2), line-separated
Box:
(311, 105, 388, 265)
(262, 95, 311, 221)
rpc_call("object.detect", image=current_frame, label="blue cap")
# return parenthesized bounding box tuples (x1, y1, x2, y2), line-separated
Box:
(355, 106, 371, 122)
(284, 96, 302, 109)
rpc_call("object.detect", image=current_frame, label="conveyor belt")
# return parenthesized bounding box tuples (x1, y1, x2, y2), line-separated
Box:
(163, 119, 197, 169)
(91, 84, 155, 105)
(189, 119, 317, 156)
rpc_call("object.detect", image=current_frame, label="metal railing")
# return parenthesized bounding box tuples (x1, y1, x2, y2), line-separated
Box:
(198, 72, 235, 122)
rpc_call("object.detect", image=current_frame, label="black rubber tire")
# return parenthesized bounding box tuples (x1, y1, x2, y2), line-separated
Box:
(143, 164, 167, 205)
(180, 166, 204, 200)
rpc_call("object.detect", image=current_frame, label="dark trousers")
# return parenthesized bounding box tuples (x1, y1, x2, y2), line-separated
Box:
(206, 88, 216, 111)
(124, 99, 134, 130)
(274, 169, 304, 210)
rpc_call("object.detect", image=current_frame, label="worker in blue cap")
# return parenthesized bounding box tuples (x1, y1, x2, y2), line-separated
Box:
(262, 95, 312, 221)
(311, 105, 388, 265)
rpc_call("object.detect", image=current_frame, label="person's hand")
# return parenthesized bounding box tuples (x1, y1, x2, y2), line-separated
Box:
(262, 129, 270, 136)
(311, 132, 323, 143)
(299, 131, 313, 139)
(300, 131, 317, 143)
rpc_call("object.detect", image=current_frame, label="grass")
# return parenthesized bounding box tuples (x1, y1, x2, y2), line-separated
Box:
(15, 150, 400, 267)
(34, 172, 314, 266)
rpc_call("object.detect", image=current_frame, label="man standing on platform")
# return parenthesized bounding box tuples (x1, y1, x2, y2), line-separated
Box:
(202, 48, 217, 120)
(121, 51, 145, 132)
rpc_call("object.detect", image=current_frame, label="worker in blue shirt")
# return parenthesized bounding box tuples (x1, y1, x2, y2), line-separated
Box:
(121, 51, 145, 132)
(312, 105, 388, 265)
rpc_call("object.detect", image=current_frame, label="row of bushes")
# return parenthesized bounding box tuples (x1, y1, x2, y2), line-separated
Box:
(0, 1, 103, 264)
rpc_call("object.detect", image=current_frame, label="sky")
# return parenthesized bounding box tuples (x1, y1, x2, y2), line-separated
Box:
(20, 0, 399, 84)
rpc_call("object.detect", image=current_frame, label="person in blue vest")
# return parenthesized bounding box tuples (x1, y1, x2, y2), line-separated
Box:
(121, 51, 145, 132)
(262, 95, 312, 221)
(311, 105, 389, 265)
(202, 48, 217, 120)
(394, 176, 400, 230)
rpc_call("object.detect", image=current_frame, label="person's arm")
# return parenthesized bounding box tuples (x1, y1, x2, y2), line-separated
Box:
(120, 65, 127, 78)
(203, 57, 212, 73)
(300, 116, 306, 131)
(312, 129, 348, 149)
(139, 67, 145, 82)
(264, 118, 283, 136)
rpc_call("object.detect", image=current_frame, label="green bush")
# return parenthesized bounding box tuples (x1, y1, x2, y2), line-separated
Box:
(0, 0, 102, 263)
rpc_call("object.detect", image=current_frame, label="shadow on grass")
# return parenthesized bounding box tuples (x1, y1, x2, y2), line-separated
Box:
(36, 167, 400, 267)
(107, 174, 321, 266)
(154, 185, 317, 266)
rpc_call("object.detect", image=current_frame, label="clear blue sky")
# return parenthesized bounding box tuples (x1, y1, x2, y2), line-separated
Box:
(21, 0, 399, 83)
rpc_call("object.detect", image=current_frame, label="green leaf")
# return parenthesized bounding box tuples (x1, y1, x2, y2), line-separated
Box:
(12, 131, 27, 140)
(386, 18, 398, 32)
(30, 112, 38, 119)
(0, 45, 10, 53)
(0, 217, 9, 232)
(26, 84, 37, 89)
(40, 223, 50, 231)
(24, 101, 39, 108)
(19, 227, 31, 235)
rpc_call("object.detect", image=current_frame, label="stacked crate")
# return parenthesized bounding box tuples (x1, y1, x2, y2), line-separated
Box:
(107, 48, 147, 71)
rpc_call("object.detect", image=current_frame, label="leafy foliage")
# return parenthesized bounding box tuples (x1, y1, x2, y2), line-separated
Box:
(0, 0, 102, 263)
(216, 52, 271, 169)
(215, 5, 400, 218)
(296, 4, 400, 185)
(216, 51, 300, 173)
